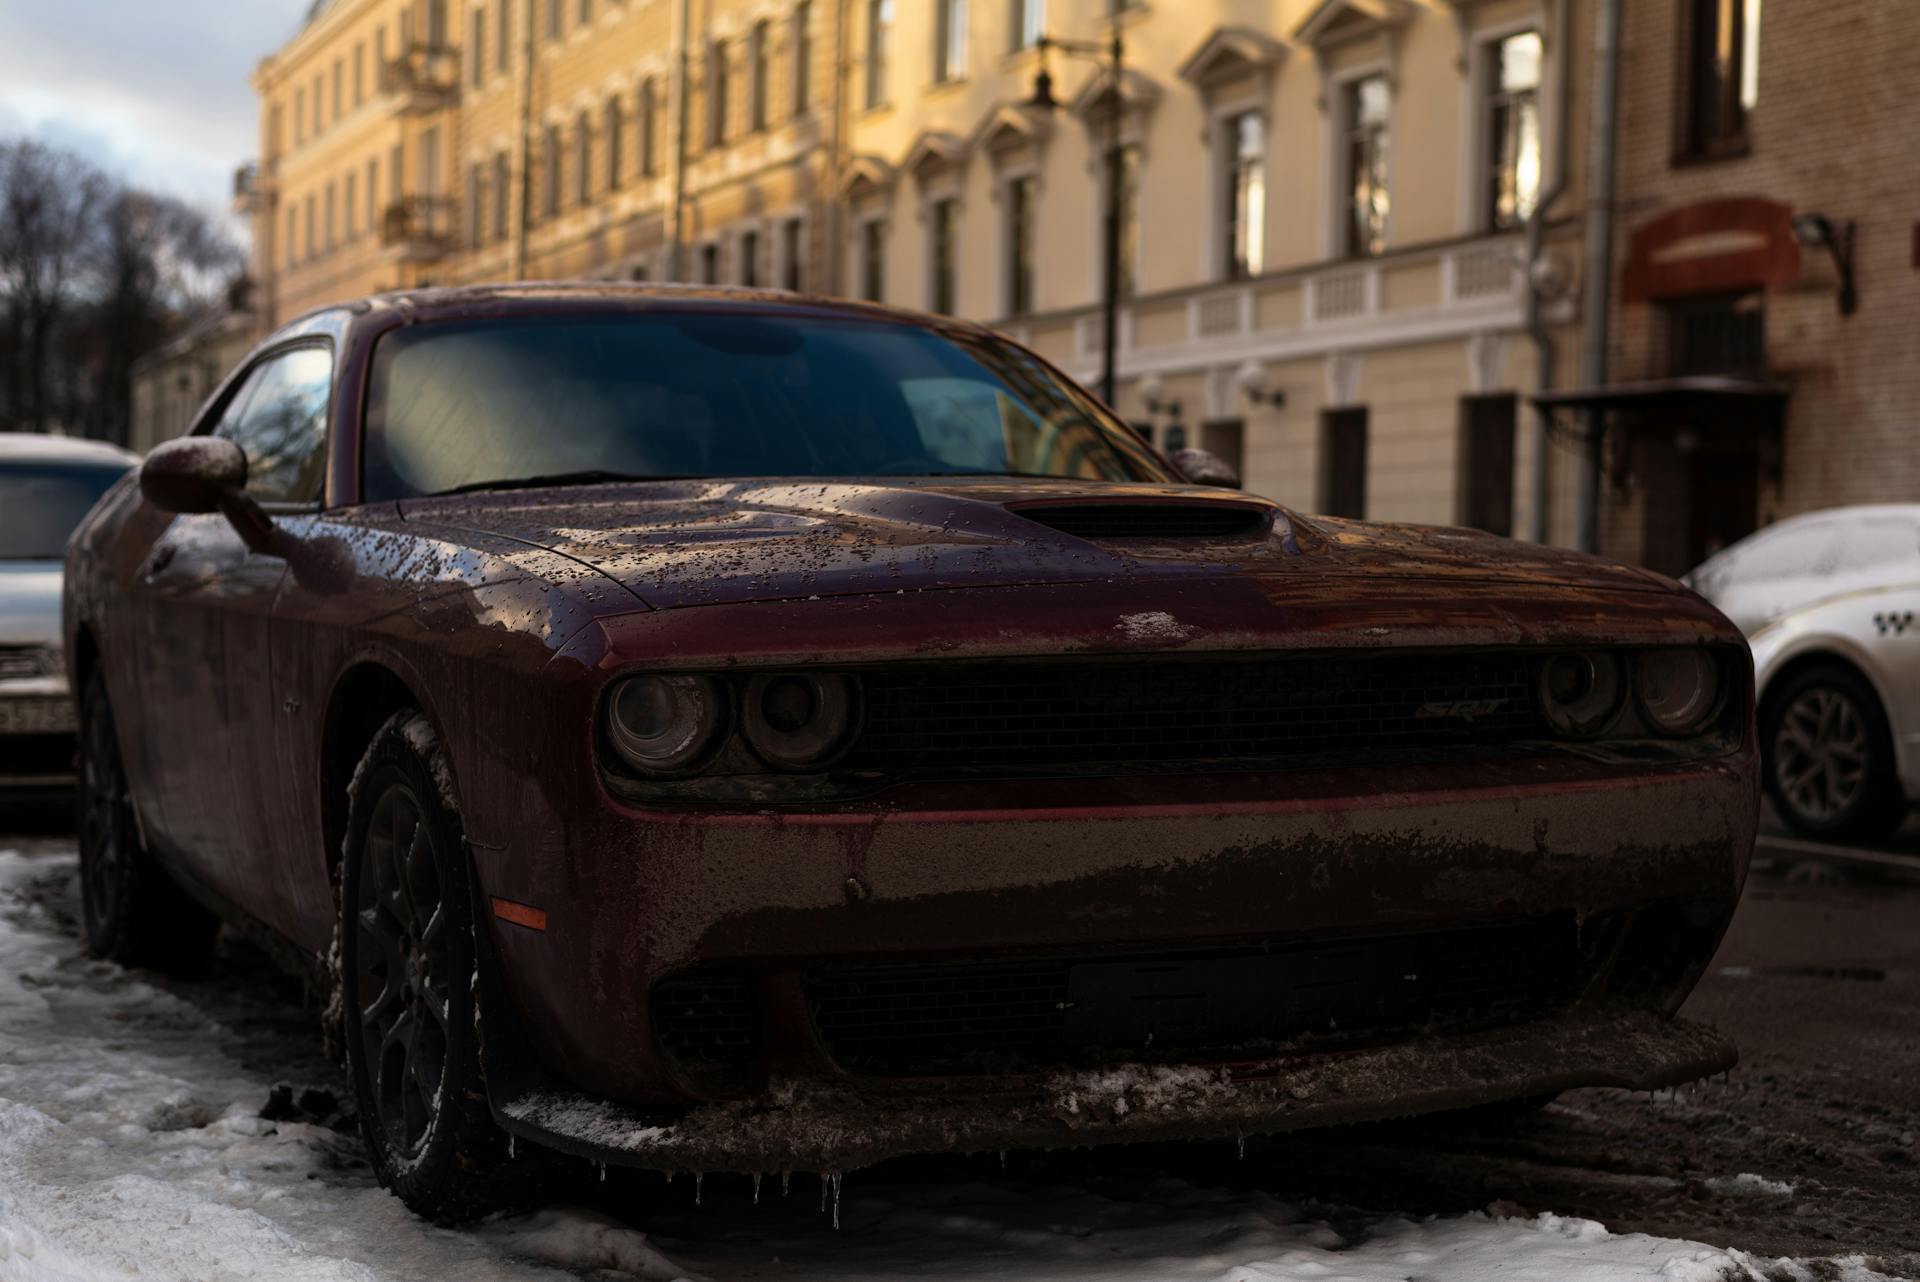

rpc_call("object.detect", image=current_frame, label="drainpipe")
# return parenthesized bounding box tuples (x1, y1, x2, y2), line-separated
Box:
(669, 0, 693, 281)
(1575, 0, 1623, 555)
(511, 0, 536, 279)
(1524, 0, 1572, 545)
(825, 0, 849, 294)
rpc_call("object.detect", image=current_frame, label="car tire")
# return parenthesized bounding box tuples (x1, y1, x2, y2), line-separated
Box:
(339, 710, 516, 1224)
(1762, 663, 1906, 842)
(76, 672, 219, 968)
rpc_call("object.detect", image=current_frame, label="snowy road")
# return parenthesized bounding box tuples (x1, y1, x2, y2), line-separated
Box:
(0, 840, 1907, 1282)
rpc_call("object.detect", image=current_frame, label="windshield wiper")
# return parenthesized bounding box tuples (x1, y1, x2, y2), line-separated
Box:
(433, 470, 695, 496)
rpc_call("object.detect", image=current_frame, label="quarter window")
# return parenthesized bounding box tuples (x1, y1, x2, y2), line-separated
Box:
(1483, 30, 1542, 230)
(215, 348, 333, 505)
(1343, 74, 1391, 257)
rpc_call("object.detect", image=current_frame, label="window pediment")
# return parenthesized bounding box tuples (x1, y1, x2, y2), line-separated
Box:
(1067, 67, 1162, 128)
(841, 154, 897, 203)
(1294, 0, 1416, 51)
(1178, 27, 1288, 95)
(971, 102, 1053, 161)
(903, 131, 970, 187)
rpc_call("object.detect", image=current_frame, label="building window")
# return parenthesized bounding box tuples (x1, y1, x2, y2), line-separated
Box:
(1683, 0, 1761, 158)
(606, 97, 625, 190)
(859, 219, 886, 300)
(294, 88, 305, 144)
(749, 21, 771, 131)
(1222, 111, 1264, 278)
(1110, 142, 1140, 297)
(574, 113, 592, 205)
(1666, 290, 1766, 375)
(929, 197, 959, 313)
(708, 41, 729, 146)
(1012, 0, 1044, 50)
(792, 2, 813, 117)
(865, 0, 892, 109)
(1482, 31, 1542, 230)
(466, 163, 483, 246)
(497, 0, 512, 73)
(782, 216, 805, 290)
(935, 0, 967, 83)
(1343, 73, 1391, 257)
(493, 152, 511, 240)
(332, 59, 343, 121)
(367, 157, 379, 232)
(471, 10, 487, 87)
(1005, 173, 1036, 315)
(345, 170, 358, 238)
(1320, 407, 1368, 519)
(354, 44, 365, 104)
(286, 206, 298, 266)
(324, 181, 336, 251)
(578, 0, 591, 24)
(701, 242, 721, 284)
(1458, 394, 1516, 536)
(740, 229, 761, 286)
(304, 193, 316, 259)
(426, 0, 448, 45)
(547, 0, 562, 41)
(640, 78, 659, 175)
(541, 125, 561, 218)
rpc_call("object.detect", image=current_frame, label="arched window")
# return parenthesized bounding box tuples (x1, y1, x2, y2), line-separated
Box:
(749, 21, 771, 131)
(639, 77, 658, 176)
(707, 41, 730, 147)
(606, 97, 625, 190)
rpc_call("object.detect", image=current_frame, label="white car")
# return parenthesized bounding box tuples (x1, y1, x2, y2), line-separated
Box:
(1686, 505, 1920, 840)
(0, 434, 139, 796)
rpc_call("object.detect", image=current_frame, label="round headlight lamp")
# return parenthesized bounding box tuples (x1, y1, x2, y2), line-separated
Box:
(606, 675, 727, 775)
(742, 673, 862, 771)
(1536, 651, 1625, 739)
(1634, 649, 1722, 737)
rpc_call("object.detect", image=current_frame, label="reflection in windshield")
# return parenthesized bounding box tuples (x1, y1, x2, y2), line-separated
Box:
(362, 314, 1166, 500)
(0, 461, 132, 560)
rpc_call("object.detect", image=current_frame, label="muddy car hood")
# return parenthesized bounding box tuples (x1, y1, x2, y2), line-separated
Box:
(398, 479, 1670, 611)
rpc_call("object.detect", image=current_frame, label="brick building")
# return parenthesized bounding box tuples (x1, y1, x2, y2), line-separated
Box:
(1545, 0, 1920, 576)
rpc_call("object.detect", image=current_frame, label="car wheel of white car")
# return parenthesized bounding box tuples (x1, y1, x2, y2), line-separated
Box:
(76, 673, 219, 968)
(1763, 664, 1904, 841)
(339, 710, 518, 1224)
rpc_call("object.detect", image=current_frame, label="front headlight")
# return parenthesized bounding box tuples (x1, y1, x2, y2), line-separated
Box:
(605, 675, 728, 775)
(1634, 649, 1723, 737)
(741, 673, 862, 770)
(1536, 651, 1625, 738)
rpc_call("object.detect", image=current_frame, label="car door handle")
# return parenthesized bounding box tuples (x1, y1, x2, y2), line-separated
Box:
(141, 544, 177, 582)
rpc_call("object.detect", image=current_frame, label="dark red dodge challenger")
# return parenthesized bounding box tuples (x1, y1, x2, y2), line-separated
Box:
(65, 285, 1757, 1222)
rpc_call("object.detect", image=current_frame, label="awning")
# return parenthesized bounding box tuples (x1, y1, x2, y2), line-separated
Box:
(1532, 375, 1789, 416)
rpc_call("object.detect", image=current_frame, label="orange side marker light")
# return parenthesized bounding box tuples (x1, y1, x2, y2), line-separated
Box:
(491, 897, 548, 932)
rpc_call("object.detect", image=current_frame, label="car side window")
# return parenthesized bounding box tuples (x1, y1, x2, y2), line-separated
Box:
(215, 346, 332, 504)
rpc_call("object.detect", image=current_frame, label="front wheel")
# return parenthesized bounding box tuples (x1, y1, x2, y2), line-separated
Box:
(1763, 664, 1906, 841)
(339, 710, 514, 1223)
(76, 672, 218, 968)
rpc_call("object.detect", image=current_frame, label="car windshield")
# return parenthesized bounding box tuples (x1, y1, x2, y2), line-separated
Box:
(362, 312, 1167, 499)
(0, 460, 131, 560)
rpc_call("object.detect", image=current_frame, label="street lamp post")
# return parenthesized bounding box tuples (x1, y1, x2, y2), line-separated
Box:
(1028, 28, 1126, 408)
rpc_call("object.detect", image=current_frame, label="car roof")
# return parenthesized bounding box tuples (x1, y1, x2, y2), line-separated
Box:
(0, 433, 140, 467)
(295, 281, 987, 338)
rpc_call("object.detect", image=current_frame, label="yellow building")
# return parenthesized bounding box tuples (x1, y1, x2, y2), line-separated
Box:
(248, 0, 1592, 540)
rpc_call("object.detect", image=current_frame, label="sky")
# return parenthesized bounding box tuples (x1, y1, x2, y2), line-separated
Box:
(0, 1, 312, 234)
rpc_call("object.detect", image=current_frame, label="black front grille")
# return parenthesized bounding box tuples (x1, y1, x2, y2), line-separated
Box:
(848, 653, 1541, 774)
(805, 914, 1611, 1075)
(1012, 503, 1270, 540)
(651, 973, 754, 1070)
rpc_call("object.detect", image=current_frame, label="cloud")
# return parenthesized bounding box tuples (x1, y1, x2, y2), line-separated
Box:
(0, 1, 308, 222)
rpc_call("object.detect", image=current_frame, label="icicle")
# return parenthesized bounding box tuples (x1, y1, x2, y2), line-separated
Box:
(1237, 1132, 1246, 1161)
(599, 1161, 606, 1183)
(820, 1176, 828, 1213)
(753, 1173, 762, 1205)
(829, 1171, 843, 1231)
(782, 1171, 792, 1198)
(695, 1172, 703, 1206)
(666, 1170, 675, 1186)
(997, 1150, 1006, 1169)
(509, 1136, 516, 1159)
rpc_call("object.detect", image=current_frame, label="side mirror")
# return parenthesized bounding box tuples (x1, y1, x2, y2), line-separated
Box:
(140, 437, 248, 514)
(1170, 447, 1241, 489)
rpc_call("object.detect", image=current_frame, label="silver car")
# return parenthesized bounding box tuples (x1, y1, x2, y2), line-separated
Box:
(1686, 505, 1920, 840)
(0, 434, 139, 796)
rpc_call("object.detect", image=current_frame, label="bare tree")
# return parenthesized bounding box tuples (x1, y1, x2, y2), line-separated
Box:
(0, 140, 109, 433)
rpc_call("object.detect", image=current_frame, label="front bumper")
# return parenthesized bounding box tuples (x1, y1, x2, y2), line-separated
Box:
(0, 676, 76, 791)
(493, 1007, 1736, 1172)
(475, 748, 1758, 1112)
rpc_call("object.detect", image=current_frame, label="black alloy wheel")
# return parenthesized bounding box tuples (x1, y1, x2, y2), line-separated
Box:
(339, 710, 517, 1222)
(76, 672, 217, 967)
(1763, 663, 1905, 841)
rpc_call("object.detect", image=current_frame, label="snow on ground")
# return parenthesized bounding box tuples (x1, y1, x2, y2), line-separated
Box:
(0, 845, 1899, 1282)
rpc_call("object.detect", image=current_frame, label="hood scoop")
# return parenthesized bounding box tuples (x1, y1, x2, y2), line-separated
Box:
(1009, 501, 1271, 541)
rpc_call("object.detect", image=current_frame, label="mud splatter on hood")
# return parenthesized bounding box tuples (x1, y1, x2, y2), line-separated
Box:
(397, 478, 1672, 611)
